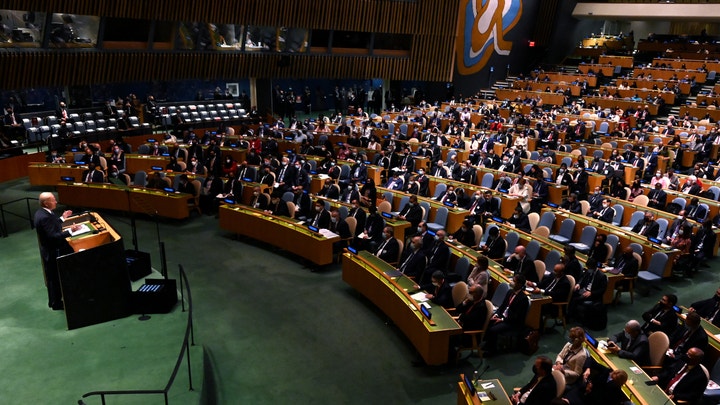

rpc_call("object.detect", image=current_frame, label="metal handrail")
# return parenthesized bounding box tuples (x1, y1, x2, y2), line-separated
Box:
(0, 197, 37, 237)
(80, 264, 194, 405)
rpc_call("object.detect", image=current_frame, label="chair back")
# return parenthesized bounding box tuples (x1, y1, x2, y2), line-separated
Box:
(526, 240, 541, 261)
(491, 283, 510, 308)
(579, 200, 590, 216)
(647, 252, 668, 277)
(344, 216, 357, 235)
(604, 242, 614, 262)
(629, 242, 643, 256)
(134, 171, 147, 187)
(534, 226, 550, 238)
(648, 331, 669, 367)
(472, 225, 483, 246)
(633, 252, 643, 268)
(419, 202, 431, 221)
(397, 196, 410, 212)
(455, 257, 471, 282)
(538, 211, 556, 229)
(707, 186, 720, 201)
(451, 282, 469, 307)
(558, 218, 576, 238)
(433, 183, 447, 199)
(656, 218, 668, 240)
(672, 197, 686, 210)
(699, 203, 710, 221)
(527, 212, 539, 231)
(383, 191, 394, 204)
(606, 234, 619, 255)
(282, 191, 294, 202)
(286, 201, 296, 218)
(481, 172, 494, 188)
(633, 194, 649, 206)
(431, 207, 449, 228)
(626, 211, 644, 230)
(504, 232, 519, 257)
(377, 200, 392, 213)
(544, 250, 561, 271)
(395, 239, 404, 265)
(534, 260, 546, 281)
(611, 205, 624, 226)
(579, 226, 597, 246)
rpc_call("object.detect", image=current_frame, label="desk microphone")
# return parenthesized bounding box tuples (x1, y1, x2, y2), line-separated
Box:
(476, 363, 490, 381)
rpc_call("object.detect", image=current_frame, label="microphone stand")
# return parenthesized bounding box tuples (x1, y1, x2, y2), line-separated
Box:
(124, 188, 139, 251)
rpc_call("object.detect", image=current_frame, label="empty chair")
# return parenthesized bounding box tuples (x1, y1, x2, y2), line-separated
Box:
(453, 257, 471, 282)
(533, 225, 550, 238)
(621, 211, 645, 231)
(592, 150, 603, 160)
(426, 207, 448, 232)
(637, 252, 668, 292)
(504, 232, 519, 258)
(392, 196, 410, 216)
(538, 211, 555, 230)
(137, 144, 150, 155)
(561, 156, 572, 167)
(419, 201, 430, 221)
(134, 171, 147, 187)
(569, 226, 597, 253)
(534, 260, 546, 281)
(629, 242, 643, 256)
(656, 218, 668, 240)
(377, 200, 392, 214)
(549, 218, 575, 244)
(632, 194, 649, 207)
(646, 331, 669, 369)
(697, 203, 710, 221)
(481, 172, 494, 188)
(611, 204, 624, 226)
(525, 240, 540, 261)
(433, 183, 447, 199)
(579, 200, 590, 216)
(672, 197, 686, 210)
(529, 151, 539, 161)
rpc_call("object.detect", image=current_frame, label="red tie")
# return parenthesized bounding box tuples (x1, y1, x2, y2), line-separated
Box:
(666, 366, 687, 393)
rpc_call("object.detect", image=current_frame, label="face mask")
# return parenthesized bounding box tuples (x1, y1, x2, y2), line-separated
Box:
(602, 203, 609, 208)
(678, 231, 684, 236)
(624, 331, 632, 341)
(418, 170, 424, 175)
(434, 235, 440, 241)
(253, 192, 259, 196)
(315, 206, 322, 212)
(558, 169, 564, 173)
(382, 233, 389, 240)
(417, 227, 423, 234)
(331, 217, 337, 223)
(513, 214, 520, 219)
(407, 202, 414, 207)
(432, 282, 440, 288)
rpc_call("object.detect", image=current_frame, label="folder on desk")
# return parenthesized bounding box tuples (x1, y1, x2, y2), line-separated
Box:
(68, 223, 92, 237)
(384, 269, 403, 278)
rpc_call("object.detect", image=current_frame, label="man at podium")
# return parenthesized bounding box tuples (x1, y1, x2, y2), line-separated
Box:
(34, 192, 81, 310)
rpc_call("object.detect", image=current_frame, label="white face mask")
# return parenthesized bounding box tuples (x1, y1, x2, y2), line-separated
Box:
(602, 203, 609, 208)
(315, 206, 322, 212)
(432, 282, 440, 288)
(253, 192, 259, 196)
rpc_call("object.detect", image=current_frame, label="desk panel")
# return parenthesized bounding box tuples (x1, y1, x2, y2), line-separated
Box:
(28, 163, 88, 186)
(219, 205, 338, 266)
(342, 251, 461, 365)
(457, 376, 511, 405)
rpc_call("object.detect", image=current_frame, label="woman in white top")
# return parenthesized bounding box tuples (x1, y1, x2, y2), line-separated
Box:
(467, 255, 490, 299)
(553, 326, 588, 386)
(509, 177, 532, 213)
(513, 133, 528, 149)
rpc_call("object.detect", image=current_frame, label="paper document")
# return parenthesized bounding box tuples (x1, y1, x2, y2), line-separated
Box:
(410, 292, 429, 302)
(481, 382, 495, 389)
(318, 229, 339, 238)
(68, 223, 92, 237)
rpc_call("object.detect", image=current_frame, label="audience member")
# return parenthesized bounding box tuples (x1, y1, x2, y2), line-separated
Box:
(606, 320, 650, 365)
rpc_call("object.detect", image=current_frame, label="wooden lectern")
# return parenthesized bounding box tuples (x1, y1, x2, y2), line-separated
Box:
(56, 212, 132, 330)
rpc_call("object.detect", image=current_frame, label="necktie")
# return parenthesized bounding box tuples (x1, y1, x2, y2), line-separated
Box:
(86, 171, 92, 182)
(400, 250, 415, 273)
(278, 167, 286, 182)
(666, 365, 688, 393)
(673, 329, 691, 350)
(376, 239, 389, 257)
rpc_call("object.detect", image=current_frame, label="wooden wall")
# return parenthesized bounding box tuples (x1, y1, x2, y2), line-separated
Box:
(2, 0, 460, 87)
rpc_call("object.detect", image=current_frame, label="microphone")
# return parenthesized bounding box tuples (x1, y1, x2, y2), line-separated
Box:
(475, 363, 490, 381)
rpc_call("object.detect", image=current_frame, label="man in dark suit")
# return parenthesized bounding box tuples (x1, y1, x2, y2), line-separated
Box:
(328, 207, 352, 252)
(274, 157, 297, 193)
(307, 200, 331, 229)
(291, 186, 312, 219)
(666, 312, 708, 367)
(686, 197, 707, 221)
(417, 270, 453, 309)
(641, 293, 679, 335)
(665, 210, 688, 243)
(589, 198, 614, 223)
(478, 226, 505, 260)
(347, 199, 366, 236)
(565, 359, 628, 405)
(504, 245, 536, 283)
(396, 194, 423, 231)
(397, 235, 426, 278)
(688, 286, 720, 327)
(349, 161, 368, 184)
(249, 186, 270, 210)
(453, 285, 488, 347)
(484, 275, 529, 354)
(652, 347, 708, 404)
(511, 356, 557, 405)
(531, 263, 571, 309)
(317, 178, 340, 199)
(34, 192, 82, 310)
(647, 182, 667, 209)
(561, 192, 582, 214)
(607, 320, 650, 366)
(630, 152, 645, 171)
(631, 211, 660, 239)
(570, 260, 608, 319)
(264, 193, 290, 217)
(419, 229, 451, 284)
(374, 226, 400, 264)
(82, 163, 105, 183)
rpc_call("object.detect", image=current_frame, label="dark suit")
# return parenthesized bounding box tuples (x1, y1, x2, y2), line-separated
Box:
(517, 373, 557, 405)
(641, 303, 679, 335)
(249, 193, 270, 210)
(609, 330, 650, 365)
(565, 358, 626, 405)
(632, 219, 660, 239)
(308, 208, 331, 229)
(485, 289, 529, 351)
(539, 274, 571, 303)
(455, 298, 488, 331)
(647, 188, 667, 209)
(482, 235, 506, 260)
(668, 325, 708, 359)
(398, 246, 426, 277)
(398, 203, 423, 229)
(347, 206, 366, 236)
(687, 203, 708, 221)
(657, 362, 708, 404)
(419, 280, 453, 308)
(34, 208, 73, 309)
(689, 296, 720, 326)
(274, 164, 297, 191)
(266, 199, 290, 217)
(507, 213, 531, 233)
(82, 169, 105, 183)
(374, 236, 400, 264)
(506, 254, 537, 283)
(597, 206, 615, 223)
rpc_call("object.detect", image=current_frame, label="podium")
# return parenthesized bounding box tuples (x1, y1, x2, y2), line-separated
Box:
(56, 212, 132, 330)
